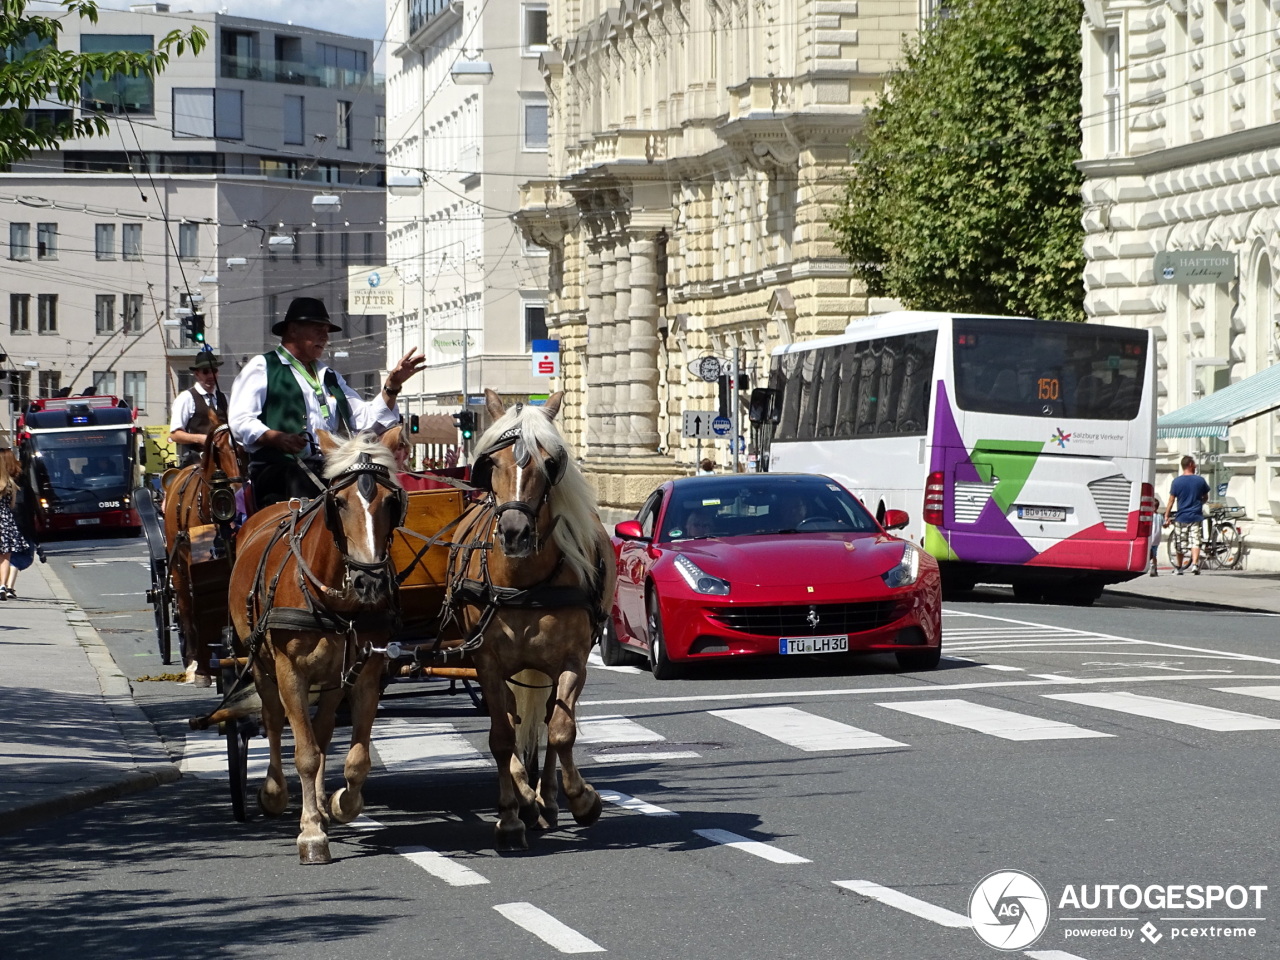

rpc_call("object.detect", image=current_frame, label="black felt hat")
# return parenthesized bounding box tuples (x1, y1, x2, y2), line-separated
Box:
(272, 296, 342, 336)
(189, 349, 222, 371)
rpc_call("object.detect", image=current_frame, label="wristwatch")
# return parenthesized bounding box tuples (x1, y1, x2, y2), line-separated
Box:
(384, 382, 401, 397)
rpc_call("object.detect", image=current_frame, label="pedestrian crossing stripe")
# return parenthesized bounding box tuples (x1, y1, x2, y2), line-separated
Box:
(1045, 691, 1280, 731)
(709, 705, 907, 752)
(878, 698, 1112, 741)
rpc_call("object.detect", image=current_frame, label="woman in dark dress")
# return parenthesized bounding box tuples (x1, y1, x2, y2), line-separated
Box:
(0, 443, 30, 601)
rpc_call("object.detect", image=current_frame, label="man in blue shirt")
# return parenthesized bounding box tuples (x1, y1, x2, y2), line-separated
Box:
(1164, 455, 1210, 574)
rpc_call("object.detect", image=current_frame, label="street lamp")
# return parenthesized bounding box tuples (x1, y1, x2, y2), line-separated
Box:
(451, 50, 493, 86)
(388, 174, 423, 196)
(311, 194, 342, 214)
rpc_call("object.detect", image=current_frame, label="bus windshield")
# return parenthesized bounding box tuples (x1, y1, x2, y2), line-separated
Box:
(952, 317, 1148, 421)
(30, 429, 134, 504)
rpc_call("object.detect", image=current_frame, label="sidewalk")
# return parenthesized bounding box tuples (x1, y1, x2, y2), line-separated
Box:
(1106, 563, 1280, 613)
(0, 558, 179, 835)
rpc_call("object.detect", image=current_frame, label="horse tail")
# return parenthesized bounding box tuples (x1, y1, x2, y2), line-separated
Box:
(510, 669, 549, 779)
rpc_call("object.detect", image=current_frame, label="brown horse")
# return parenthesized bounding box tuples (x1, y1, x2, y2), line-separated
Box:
(451, 389, 616, 851)
(228, 430, 407, 864)
(162, 417, 248, 684)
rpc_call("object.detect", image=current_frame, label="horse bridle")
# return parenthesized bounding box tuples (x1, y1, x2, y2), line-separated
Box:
(469, 426, 567, 535)
(322, 453, 409, 577)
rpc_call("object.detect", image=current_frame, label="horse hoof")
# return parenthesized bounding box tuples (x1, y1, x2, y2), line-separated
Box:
(329, 787, 363, 824)
(495, 823, 528, 852)
(258, 783, 288, 818)
(298, 838, 332, 865)
(536, 802, 559, 831)
(571, 788, 602, 827)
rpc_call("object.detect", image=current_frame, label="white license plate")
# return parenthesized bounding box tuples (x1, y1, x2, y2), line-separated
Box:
(1017, 506, 1066, 522)
(75, 518, 101, 526)
(780, 635, 849, 655)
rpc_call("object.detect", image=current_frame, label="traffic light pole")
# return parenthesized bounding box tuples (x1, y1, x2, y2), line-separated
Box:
(731, 344, 741, 473)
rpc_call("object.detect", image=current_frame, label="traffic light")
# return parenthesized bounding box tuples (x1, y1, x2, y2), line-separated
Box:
(189, 313, 205, 344)
(409, 414, 420, 435)
(456, 409, 475, 440)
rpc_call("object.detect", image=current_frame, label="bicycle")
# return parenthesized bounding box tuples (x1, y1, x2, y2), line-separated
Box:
(1165, 502, 1246, 571)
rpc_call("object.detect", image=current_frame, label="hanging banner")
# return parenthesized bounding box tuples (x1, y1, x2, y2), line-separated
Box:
(347, 266, 403, 314)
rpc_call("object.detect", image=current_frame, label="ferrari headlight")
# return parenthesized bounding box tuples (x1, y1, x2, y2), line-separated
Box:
(674, 554, 731, 596)
(881, 544, 920, 588)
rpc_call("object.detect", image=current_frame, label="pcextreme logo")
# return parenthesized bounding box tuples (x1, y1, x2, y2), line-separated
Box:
(970, 869, 1050, 950)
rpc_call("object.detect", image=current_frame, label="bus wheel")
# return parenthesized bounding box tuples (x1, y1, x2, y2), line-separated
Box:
(1011, 582, 1043, 603)
(1062, 584, 1103, 607)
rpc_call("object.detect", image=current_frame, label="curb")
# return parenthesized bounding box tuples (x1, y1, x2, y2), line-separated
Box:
(0, 561, 184, 835)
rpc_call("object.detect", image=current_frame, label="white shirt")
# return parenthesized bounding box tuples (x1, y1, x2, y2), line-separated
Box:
(168, 383, 225, 435)
(228, 349, 398, 455)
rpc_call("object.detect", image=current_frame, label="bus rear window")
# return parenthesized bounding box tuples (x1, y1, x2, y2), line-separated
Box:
(952, 318, 1147, 421)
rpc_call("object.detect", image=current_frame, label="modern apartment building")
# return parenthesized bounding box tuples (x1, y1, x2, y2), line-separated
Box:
(384, 0, 552, 427)
(1, 2, 386, 428)
(513, 0, 923, 512)
(1079, 0, 1280, 569)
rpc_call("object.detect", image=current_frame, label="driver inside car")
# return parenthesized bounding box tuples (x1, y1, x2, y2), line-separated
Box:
(773, 496, 808, 531)
(682, 509, 715, 539)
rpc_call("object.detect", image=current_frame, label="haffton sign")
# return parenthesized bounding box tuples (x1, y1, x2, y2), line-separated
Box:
(1154, 250, 1237, 285)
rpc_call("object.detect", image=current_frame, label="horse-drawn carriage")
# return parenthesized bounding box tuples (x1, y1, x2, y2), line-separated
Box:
(143, 391, 616, 863)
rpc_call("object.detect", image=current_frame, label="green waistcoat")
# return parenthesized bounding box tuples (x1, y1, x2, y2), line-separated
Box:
(258, 350, 354, 461)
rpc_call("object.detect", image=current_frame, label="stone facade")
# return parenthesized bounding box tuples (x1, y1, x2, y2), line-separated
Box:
(515, 0, 921, 513)
(1080, 0, 1280, 568)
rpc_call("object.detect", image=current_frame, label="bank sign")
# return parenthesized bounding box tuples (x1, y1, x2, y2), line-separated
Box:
(347, 266, 404, 314)
(1154, 249, 1237, 285)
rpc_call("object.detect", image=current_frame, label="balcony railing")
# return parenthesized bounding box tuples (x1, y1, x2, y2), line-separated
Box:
(219, 55, 384, 93)
(409, 0, 453, 37)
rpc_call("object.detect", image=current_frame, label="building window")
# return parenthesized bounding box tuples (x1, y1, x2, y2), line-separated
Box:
(283, 95, 304, 144)
(93, 371, 117, 396)
(6, 371, 31, 412)
(317, 43, 367, 75)
(315, 230, 325, 266)
(522, 97, 548, 151)
(123, 371, 147, 412)
(1103, 31, 1122, 156)
(374, 112, 386, 152)
(215, 89, 243, 140)
(81, 35, 155, 114)
(37, 293, 57, 333)
(95, 224, 115, 260)
(124, 293, 144, 333)
(96, 294, 116, 334)
(38, 370, 61, 399)
(523, 4, 549, 53)
(220, 28, 258, 77)
(9, 222, 30, 260)
(36, 223, 57, 260)
(337, 100, 352, 149)
(523, 302, 548, 348)
(10, 294, 30, 334)
(179, 222, 199, 259)
(122, 223, 142, 260)
(172, 88, 214, 138)
(363, 232, 374, 266)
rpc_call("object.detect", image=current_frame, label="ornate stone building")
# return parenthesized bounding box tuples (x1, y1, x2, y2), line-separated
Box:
(515, 1, 924, 513)
(1080, 0, 1280, 568)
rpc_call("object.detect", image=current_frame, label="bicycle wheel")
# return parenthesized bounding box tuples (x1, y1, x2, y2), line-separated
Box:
(1216, 522, 1242, 569)
(1165, 529, 1184, 570)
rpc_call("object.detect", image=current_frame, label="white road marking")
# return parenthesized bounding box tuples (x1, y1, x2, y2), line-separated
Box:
(1046, 692, 1280, 731)
(1215, 685, 1280, 702)
(832, 880, 972, 928)
(598, 789, 678, 817)
(587, 649, 645, 674)
(693, 828, 811, 864)
(179, 728, 271, 780)
(493, 902, 605, 954)
(576, 714, 665, 744)
(1031, 674, 1077, 682)
(592, 751, 701, 763)
(373, 719, 490, 771)
(1026, 952, 1094, 960)
(350, 815, 384, 831)
(879, 698, 1111, 741)
(395, 846, 489, 886)
(709, 705, 906, 752)
(983, 664, 1025, 672)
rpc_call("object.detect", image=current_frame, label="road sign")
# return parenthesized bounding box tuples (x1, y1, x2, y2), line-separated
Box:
(689, 356, 723, 382)
(711, 416, 732, 437)
(682, 410, 718, 439)
(531, 338, 560, 377)
(1154, 249, 1237, 285)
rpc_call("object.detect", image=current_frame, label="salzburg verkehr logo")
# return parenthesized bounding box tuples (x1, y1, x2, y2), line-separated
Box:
(1049, 427, 1072, 448)
(970, 870, 1050, 950)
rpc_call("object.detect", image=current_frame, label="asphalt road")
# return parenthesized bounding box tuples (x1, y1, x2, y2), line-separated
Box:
(3, 534, 1279, 960)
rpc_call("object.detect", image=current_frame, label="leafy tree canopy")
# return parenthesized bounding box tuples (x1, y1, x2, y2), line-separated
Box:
(831, 0, 1085, 322)
(0, 1, 206, 167)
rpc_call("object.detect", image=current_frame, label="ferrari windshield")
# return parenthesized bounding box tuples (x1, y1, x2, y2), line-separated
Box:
(661, 475, 879, 541)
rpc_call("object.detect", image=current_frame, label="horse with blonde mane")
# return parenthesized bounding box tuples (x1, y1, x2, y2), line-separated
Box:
(450, 389, 616, 851)
(228, 429, 407, 864)
(161, 414, 249, 684)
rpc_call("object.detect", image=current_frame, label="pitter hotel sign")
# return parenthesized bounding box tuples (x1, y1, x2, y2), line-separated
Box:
(347, 266, 404, 314)
(1153, 249, 1237, 285)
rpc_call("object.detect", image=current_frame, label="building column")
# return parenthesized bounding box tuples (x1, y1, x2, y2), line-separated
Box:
(612, 236, 633, 454)
(584, 245, 604, 455)
(598, 242, 618, 456)
(627, 229, 663, 453)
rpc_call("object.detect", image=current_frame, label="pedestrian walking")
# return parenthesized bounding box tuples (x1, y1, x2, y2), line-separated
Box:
(1164, 455, 1210, 575)
(1148, 511, 1163, 576)
(0, 441, 31, 601)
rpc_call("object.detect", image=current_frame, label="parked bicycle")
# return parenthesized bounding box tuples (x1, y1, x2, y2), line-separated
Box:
(1166, 502, 1246, 571)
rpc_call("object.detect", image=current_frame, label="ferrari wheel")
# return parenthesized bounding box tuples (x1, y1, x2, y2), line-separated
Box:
(599, 615, 640, 667)
(646, 592, 681, 681)
(896, 646, 942, 671)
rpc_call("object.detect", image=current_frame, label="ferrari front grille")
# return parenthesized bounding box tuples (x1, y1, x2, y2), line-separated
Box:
(709, 600, 907, 638)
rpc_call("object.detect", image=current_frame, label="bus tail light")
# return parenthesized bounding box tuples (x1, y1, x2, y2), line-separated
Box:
(1136, 482, 1155, 539)
(924, 471, 945, 526)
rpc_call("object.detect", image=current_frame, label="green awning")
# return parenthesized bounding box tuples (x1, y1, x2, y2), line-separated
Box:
(1157, 362, 1280, 439)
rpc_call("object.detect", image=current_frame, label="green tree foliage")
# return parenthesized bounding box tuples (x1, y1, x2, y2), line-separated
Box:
(0, 1, 206, 167)
(831, 0, 1085, 322)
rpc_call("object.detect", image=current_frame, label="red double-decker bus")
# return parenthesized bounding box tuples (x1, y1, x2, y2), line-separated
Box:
(16, 394, 143, 537)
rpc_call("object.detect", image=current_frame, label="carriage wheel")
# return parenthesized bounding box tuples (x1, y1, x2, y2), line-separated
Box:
(148, 560, 173, 664)
(226, 716, 253, 822)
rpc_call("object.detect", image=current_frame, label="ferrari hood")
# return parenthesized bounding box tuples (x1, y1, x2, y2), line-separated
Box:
(669, 533, 909, 588)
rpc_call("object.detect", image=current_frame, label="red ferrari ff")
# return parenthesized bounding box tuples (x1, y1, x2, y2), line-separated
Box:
(605, 473, 942, 679)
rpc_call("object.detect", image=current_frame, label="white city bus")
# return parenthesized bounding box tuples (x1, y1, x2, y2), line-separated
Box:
(755, 312, 1156, 603)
